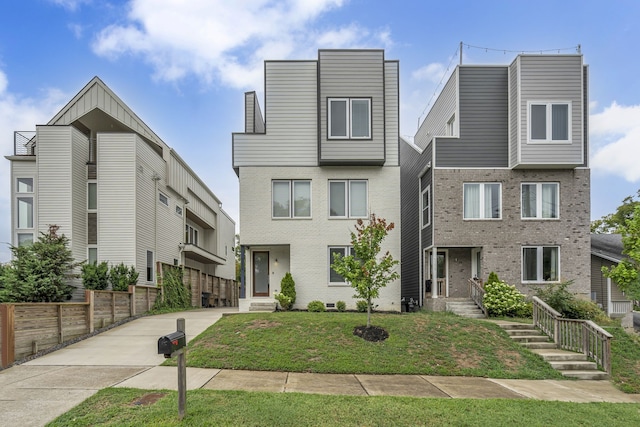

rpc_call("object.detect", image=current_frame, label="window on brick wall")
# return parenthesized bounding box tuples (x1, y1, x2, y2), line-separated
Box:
(328, 246, 355, 285)
(521, 183, 559, 219)
(463, 183, 501, 219)
(522, 246, 559, 282)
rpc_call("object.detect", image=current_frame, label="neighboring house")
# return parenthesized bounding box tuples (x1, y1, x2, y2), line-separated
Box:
(400, 54, 591, 310)
(7, 77, 236, 300)
(591, 233, 634, 317)
(233, 50, 401, 312)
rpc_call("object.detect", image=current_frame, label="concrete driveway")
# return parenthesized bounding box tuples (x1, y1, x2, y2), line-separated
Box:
(0, 308, 235, 427)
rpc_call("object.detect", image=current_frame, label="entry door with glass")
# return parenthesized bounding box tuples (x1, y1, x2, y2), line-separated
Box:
(425, 250, 448, 297)
(252, 252, 269, 297)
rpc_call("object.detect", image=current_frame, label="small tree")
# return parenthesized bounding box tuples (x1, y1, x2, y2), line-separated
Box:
(603, 204, 640, 301)
(109, 263, 130, 292)
(331, 214, 399, 327)
(280, 272, 296, 305)
(82, 261, 109, 290)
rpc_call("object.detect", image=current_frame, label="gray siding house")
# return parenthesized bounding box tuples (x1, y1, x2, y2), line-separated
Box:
(401, 54, 591, 309)
(233, 50, 401, 312)
(591, 234, 634, 317)
(7, 77, 236, 299)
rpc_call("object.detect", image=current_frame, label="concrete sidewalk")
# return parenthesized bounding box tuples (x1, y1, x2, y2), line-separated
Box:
(1, 308, 640, 427)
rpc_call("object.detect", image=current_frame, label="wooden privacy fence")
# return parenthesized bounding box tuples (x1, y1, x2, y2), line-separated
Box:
(158, 263, 238, 308)
(532, 296, 613, 374)
(0, 285, 159, 369)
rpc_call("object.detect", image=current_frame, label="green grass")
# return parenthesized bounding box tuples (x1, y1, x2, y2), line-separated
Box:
(48, 388, 640, 427)
(168, 311, 564, 379)
(608, 326, 640, 393)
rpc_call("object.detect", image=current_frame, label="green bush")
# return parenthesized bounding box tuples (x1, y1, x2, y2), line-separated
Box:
(109, 262, 138, 292)
(82, 261, 109, 290)
(534, 281, 608, 321)
(483, 280, 528, 317)
(307, 300, 326, 312)
(154, 267, 191, 310)
(336, 300, 346, 312)
(356, 300, 368, 313)
(487, 271, 500, 285)
(273, 291, 292, 311)
(514, 301, 533, 318)
(280, 272, 296, 306)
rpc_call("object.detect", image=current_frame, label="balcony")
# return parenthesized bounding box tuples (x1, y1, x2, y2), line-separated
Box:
(182, 243, 225, 265)
(14, 131, 36, 156)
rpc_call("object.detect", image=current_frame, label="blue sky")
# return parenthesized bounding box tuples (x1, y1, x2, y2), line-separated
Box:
(1, 0, 639, 262)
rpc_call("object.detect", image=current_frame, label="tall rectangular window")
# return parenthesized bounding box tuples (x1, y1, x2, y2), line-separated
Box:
(185, 224, 199, 245)
(88, 247, 98, 264)
(328, 98, 371, 139)
(17, 197, 34, 228)
(522, 246, 559, 282)
(522, 183, 559, 219)
(87, 182, 97, 210)
(421, 185, 431, 228)
(328, 246, 355, 285)
(463, 183, 501, 219)
(329, 180, 368, 218)
(146, 250, 154, 282)
(529, 102, 571, 142)
(272, 180, 311, 218)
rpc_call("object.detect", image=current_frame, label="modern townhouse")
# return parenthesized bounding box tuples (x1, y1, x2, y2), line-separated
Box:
(7, 77, 236, 300)
(233, 50, 401, 312)
(400, 54, 591, 310)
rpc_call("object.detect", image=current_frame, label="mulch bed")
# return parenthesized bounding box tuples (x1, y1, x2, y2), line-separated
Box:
(353, 325, 389, 342)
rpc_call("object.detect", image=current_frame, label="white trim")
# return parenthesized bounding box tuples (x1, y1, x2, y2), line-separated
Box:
(520, 182, 560, 220)
(272, 179, 312, 219)
(527, 100, 572, 144)
(158, 191, 169, 207)
(421, 185, 431, 228)
(328, 245, 353, 286)
(328, 179, 368, 219)
(328, 97, 371, 139)
(462, 182, 502, 220)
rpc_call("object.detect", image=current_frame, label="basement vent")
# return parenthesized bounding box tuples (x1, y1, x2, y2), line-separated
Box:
(326, 303, 335, 308)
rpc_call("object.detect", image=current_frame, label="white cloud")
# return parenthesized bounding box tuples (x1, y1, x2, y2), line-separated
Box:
(49, 0, 90, 12)
(412, 62, 446, 84)
(590, 102, 640, 182)
(91, 0, 390, 89)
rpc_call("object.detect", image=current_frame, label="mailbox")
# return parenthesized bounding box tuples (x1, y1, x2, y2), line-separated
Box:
(158, 331, 186, 358)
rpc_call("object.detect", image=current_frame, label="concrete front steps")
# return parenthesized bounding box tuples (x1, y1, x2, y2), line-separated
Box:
(445, 299, 486, 319)
(498, 322, 609, 380)
(248, 302, 276, 312)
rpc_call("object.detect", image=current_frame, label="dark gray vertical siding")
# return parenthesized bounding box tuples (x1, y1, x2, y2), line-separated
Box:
(509, 59, 519, 167)
(400, 139, 432, 300)
(435, 67, 508, 167)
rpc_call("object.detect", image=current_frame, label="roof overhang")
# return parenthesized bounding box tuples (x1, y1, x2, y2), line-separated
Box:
(183, 244, 225, 265)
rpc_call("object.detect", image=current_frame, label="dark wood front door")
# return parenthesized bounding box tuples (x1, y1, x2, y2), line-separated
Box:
(252, 252, 269, 297)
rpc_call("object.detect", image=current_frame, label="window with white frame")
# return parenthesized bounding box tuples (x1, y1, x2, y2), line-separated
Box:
(328, 98, 371, 139)
(529, 102, 571, 142)
(185, 224, 198, 246)
(446, 114, 455, 136)
(87, 247, 98, 264)
(17, 177, 33, 193)
(272, 180, 311, 218)
(158, 192, 169, 206)
(328, 246, 355, 284)
(329, 180, 368, 218)
(421, 185, 431, 228)
(463, 183, 501, 219)
(522, 246, 559, 282)
(175, 205, 183, 216)
(522, 183, 559, 219)
(146, 250, 154, 282)
(17, 233, 33, 247)
(87, 182, 97, 210)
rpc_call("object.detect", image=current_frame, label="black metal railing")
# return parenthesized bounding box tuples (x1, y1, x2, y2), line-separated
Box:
(14, 131, 36, 155)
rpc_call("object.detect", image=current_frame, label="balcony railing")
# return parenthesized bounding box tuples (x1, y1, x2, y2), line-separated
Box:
(14, 131, 36, 156)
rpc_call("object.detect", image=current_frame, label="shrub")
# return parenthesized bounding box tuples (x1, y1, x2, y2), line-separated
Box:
(487, 271, 500, 285)
(273, 291, 293, 311)
(514, 301, 533, 318)
(280, 272, 296, 306)
(154, 267, 191, 310)
(534, 281, 609, 322)
(483, 280, 528, 317)
(336, 300, 346, 312)
(109, 263, 132, 292)
(82, 261, 109, 290)
(570, 298, 609, 323)
(356, 300, 368, 313)
(307, 300, 326, 312)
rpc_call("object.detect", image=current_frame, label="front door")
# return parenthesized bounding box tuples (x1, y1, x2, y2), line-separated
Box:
(253, 252, 269, 297)
(425, 250, 448, 297)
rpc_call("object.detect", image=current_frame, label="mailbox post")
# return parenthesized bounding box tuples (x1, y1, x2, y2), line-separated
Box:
(158, 318, 187, 420)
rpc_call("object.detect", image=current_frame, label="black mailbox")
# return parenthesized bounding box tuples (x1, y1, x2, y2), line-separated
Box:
(158, 331, 186, 358)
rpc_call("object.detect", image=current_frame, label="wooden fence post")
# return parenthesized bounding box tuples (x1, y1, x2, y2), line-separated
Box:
(57, 304, 64, 343)
(1, 304, 15, 368)
(86, 290, 95, 333)
(129, 285, 136, 317)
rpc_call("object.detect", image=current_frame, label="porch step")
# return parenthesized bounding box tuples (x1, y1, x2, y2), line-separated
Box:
(248, 302, 276, 312)
(445, 300, 486, 319)
(499, 323, 609, 380)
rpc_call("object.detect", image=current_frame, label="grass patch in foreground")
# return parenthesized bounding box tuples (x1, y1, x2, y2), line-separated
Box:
(48, 388, 640, 427)
(608, 326, 640, 393)
(171, 311, 563, 379)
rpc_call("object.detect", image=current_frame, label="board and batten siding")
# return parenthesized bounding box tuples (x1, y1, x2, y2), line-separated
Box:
(97, 133, 137, 267)
(509, 58, 520, 167)
(233, 61, 318, 167)
(384, 61, 400, 166)
(71, 127, 89, 266)
(436, 66, 508, 167)
(516, 55, 584, 166)
(318, 50, 385, 163)
(35, 126, 74, 237)
(415, 68, 458, 151)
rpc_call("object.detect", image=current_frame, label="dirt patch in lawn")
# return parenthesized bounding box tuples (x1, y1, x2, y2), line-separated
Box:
(130, 393, 166, 407)
(246, 319, 282, 330)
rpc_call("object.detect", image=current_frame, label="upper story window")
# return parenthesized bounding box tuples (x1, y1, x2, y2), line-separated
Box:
(328, 98, 371, 139)
(185, 224, 198, 246)
(446, 114, 455, 136)
(158, 192, 169, 206)
(522, 183, 559, 219)
(522, 246, 559, 282)
(16, 177, 34, 230)
(17, 177, 33, 193)
(272, 180, 311, 218)
(463, 183, 501, 220)
(421, 185, 431, 228)
(175, 205, 183, 216)
(529, 101, 571, 143)
(329, 180, 368, 218)
(87, 182, 97, 211)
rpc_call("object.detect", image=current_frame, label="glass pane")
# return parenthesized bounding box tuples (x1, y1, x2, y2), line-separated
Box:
(330, 100, 347, 137)
(422, 189, 429, 227)
(272, 181, 290, 217)
(543, 247, 558, 281)
(329, 247, 346, 282)
(485, 184, 500, 218)
(253, 252, 270, 294)
(351, 99, 370, 138)
(293, 181, 311, 217)
(146, 251, 154, 282)
(522, 184, 537, 218)
(17, 233, 33, 247)
(88, 248, 98, 264)
(531, 104, 547, 139)
(17, 197, 33, 228)
(437, 252, 445, 278)
(17, 178, 33, 193)
(88, 183, 97, 210)
(329, 181, 346, 217)
(349, 181, 367, 217)
(463, 184, 480, 219)
(542, 184, 558, 218)
(523, 248, 538, 281)
(551, 104, 568, 140)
